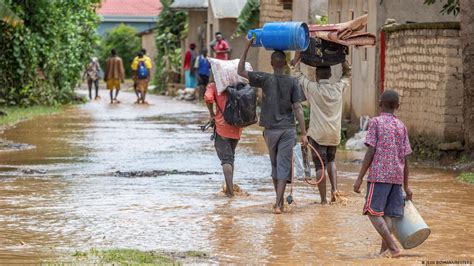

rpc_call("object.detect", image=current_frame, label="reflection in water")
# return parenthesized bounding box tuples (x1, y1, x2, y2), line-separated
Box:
(0, 92, 473, 264)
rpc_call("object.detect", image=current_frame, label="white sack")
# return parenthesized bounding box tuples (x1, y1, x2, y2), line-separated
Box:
(209, 58, 253, 93)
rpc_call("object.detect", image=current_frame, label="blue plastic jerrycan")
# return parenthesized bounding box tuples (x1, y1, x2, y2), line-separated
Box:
(247, 22, 310, 51)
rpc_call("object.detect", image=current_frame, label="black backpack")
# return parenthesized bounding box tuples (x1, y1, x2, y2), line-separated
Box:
(216, 83, 257, 128)
(301, 37, 348, 67)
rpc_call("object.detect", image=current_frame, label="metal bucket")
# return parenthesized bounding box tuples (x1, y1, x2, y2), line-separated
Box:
(247, 22, 310, 51)
(393, 200, 431, 249)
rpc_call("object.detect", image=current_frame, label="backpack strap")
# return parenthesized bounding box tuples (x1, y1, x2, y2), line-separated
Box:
(213, 88, 224, 115)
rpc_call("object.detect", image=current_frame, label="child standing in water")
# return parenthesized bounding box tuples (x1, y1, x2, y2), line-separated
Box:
(353, 90, 413, 257)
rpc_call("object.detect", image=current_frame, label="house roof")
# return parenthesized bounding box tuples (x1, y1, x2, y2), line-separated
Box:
(97, 0, 162, 17)
(170, 0, 208, 10)
(210, 0, 247, 19)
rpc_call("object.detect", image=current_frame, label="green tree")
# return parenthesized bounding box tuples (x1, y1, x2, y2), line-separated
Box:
(99, 24, 141, 78)
(0, 0, 100, 106)
(154, 0, 187, 91)
(424, 0, 460, 15)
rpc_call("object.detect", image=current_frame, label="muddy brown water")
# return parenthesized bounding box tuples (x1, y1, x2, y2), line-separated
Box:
(0, 91, 473, 264)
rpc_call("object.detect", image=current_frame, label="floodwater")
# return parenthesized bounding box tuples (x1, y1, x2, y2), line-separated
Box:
(0, 91, 473, 264)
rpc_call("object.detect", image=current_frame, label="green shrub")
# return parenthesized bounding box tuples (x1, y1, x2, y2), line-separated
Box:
(0, 0, 100, 106)
(457, 172, 474, 184)
(98, 23, 141, 78)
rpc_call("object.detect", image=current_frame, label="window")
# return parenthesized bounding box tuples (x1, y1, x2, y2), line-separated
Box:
(282, 1, 292, 10)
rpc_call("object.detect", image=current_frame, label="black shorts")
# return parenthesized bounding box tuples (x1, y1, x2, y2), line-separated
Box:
(198, 74, 210, 86)
(214, 133, 239, 166)
(308, 137, 337, 171)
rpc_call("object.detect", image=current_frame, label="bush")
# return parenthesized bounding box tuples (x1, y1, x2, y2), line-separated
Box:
(0, 0, 100, 106)
(98, 24, 141, 78)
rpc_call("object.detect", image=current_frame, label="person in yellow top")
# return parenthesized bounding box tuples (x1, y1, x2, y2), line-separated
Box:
(131, 48, 153, 104)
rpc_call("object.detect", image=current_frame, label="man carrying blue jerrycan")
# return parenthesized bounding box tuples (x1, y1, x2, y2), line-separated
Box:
(238, 36, 308, 215)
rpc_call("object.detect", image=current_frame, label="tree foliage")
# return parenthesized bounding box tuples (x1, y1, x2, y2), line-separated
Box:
(0, 0, 23, 26)
(0, 0, 100, 106)
(424, 0, 460, 16)
(154, 0, 187, 91)
(99, 24, 141, 78)
(234, 0, 260, 37)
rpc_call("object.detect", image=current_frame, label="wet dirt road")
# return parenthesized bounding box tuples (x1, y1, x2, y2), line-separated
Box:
(0, 91, 473, 264)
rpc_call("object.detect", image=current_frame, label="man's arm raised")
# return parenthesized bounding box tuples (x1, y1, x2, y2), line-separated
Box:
(237, 37, 254, 80)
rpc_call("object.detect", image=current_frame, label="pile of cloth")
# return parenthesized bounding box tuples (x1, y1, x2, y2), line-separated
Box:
(309, 14, 376, 46)
(301, 14, 376, 67)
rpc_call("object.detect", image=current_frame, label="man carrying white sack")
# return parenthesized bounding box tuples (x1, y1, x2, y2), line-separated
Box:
(204, 58, 253, 197)
(291, 51, 351, 204)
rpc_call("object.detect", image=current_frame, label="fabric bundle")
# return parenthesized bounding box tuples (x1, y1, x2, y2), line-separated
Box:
(308, 14, 376, 47)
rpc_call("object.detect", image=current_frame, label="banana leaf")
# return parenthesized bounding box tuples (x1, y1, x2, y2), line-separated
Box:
(0, 0, 23, 26)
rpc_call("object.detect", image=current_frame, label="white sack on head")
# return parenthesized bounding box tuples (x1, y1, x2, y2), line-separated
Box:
(209, 58, 253, 93)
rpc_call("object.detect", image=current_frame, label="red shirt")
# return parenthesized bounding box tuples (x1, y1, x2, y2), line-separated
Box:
(214, 40, 229, 60)
(184, 50, 192, 70)
(365, 113, 412, 185)
(204, 83, 242, 140)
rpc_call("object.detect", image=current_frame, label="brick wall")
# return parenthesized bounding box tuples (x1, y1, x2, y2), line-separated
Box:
(384, 24, 463, 142)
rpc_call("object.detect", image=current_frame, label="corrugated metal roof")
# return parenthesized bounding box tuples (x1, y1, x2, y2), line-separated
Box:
(210, 0, 248, 19)
(98, 0, 162, 16)
(170, 0, 208, 10)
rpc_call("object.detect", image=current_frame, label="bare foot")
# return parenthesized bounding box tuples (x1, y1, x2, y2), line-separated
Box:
(143, 101, 149, 105)
(321, 200, 328, 205)
(273, 207, 282, 214)
(381, 249, 402, 258)
(134, 100, 140, 104)
(331, 191, 338, 202)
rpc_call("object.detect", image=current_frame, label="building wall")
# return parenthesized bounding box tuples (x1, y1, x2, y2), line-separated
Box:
(384, 26, 463, 141)
(328, 0, 377, 120)
(141, 32, 157, 61)
(206, 2, 259, 70)
(328, 0, 459, 124)
(184, 10, 208, 52)
(257, 0, 293, 73)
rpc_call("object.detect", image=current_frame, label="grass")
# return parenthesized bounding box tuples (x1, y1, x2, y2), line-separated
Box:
(457, 172, 474, 184)
(72, 248, 210, 265)
(0, 105, 63, 128)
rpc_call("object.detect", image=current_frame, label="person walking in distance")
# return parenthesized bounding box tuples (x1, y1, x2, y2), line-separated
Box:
(104, 48, 125, 104)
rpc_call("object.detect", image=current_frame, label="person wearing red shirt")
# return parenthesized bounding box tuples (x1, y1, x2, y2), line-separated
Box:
(210, 32, 230, 60)
(184, 43, 197, 88)
(204, 82, 243, 197)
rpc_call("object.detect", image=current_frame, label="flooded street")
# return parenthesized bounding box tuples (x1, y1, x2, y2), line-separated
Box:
(0, 91, 473, 264)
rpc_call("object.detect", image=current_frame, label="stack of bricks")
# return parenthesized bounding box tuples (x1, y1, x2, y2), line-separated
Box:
(384, 26, 463, 142)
